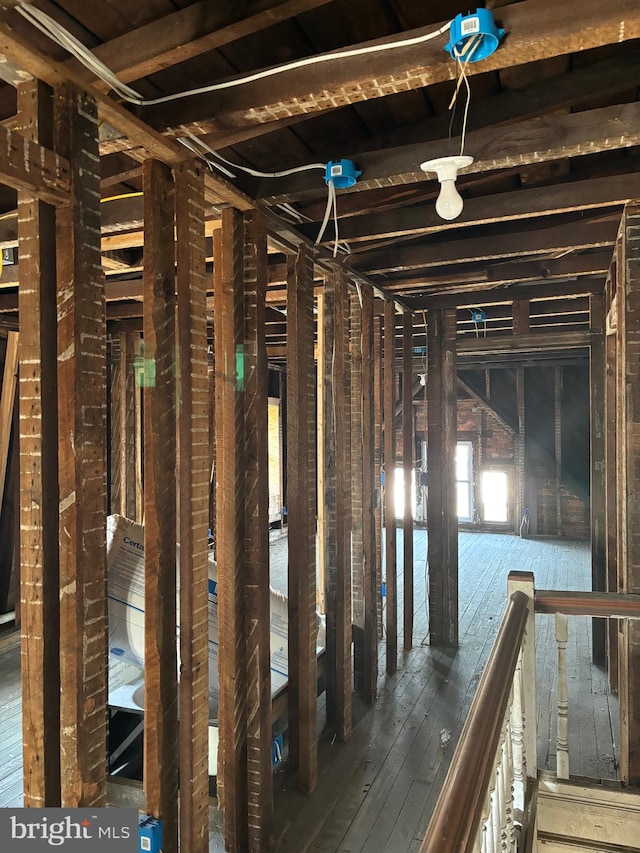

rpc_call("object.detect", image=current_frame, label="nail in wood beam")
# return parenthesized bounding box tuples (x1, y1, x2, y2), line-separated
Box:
(402, 312, 414, 650)
(17, 79, 60, 807)
(142, 158, 178, 848)
(176, 160, 209, 853)
(617, 202, 640, 785)
(427, 308, 459, 648)
(350, 289, 365, 692)
(287, 245, 318, 792)
(54, 82, 107, 806)
(334, 269, 352, 740)
(215, 207, 248, 850)
(383, 300, 397, 673)
(361, 287, 378, 702)
(243, 210, 273, 847)
(590, 292, 607, 665)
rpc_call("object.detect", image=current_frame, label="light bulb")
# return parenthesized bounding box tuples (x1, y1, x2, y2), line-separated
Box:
(420, 155, 473, 222)
(435, 179, 464, 221)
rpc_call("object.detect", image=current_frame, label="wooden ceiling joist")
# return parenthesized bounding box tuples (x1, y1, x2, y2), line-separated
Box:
(353, 219, 619, 275)
(258, 101, 640, 203)
(140, 0, 640, 135)
(309, 173, 640, 245)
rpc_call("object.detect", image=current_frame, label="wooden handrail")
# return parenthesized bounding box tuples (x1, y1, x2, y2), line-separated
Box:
(534, 590, 640, 619)
(420, 591, 529, 853)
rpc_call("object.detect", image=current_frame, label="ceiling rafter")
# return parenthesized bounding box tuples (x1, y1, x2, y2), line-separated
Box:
(257, 101, 640, 203)
(138, 0, 640, 136)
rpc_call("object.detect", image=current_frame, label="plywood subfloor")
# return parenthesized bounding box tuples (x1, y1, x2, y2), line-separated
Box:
(0, 532, 618, 853)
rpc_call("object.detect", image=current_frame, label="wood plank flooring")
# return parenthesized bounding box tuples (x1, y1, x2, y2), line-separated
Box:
(0, 532, 618, 853)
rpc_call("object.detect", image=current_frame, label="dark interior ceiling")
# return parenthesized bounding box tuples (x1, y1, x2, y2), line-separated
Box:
(0, 0, 638, 352)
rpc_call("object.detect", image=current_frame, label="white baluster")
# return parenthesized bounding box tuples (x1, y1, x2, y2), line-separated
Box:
(479, 786, 493, 853)
(491, 748, 502, 851)
(502, 717, 515, 851)
(556, 613, 570, 779)
(510, 651, 525, 814)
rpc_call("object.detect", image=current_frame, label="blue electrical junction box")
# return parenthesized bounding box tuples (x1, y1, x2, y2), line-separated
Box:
(445, 8, 505, 62)
(139, 815, 163, 852)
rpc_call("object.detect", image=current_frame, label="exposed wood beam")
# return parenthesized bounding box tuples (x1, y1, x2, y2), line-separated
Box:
(457, 376, 518, 435)
(355, 219, 618, 275)
(310, 173, 640, 245)
(0, 14, 254, 210)
(383, 300, 397, 674)
(141, 0, 640, 135)
(175, 161, 209, 853)
(345, 47, 640, 156)
(242, 210, 273, 849)
(402, 312, 413, 651)
(215, 208, 249, 852)
(456, 329, 591, 355)
(427, 308, 458, 647)
(287, 245, 319, 793)
(259, 102, 640, 203)
(142, 159, 178, 850)
(0, 121, 69, 205)
(333, 268, 352, 738)
(90, 0, 335, 85)
(55, 82, 107, 807)
(361, 286, 378, 703)
(16, 78, 61, 809)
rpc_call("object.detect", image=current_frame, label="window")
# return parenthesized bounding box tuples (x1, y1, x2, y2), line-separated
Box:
(480, 470, 509, 523)
(394, 467, 416, 519)
(456, 442, 473, 522)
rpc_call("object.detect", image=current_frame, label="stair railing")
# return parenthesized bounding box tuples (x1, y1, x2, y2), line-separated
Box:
(422, 572, 640, 853)
(420, 571, 536, 853)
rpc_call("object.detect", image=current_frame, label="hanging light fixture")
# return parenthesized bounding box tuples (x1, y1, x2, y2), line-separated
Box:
(420, 155, 473, 221)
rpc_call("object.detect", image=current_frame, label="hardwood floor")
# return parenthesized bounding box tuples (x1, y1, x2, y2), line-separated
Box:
(0, 532, 618, 853)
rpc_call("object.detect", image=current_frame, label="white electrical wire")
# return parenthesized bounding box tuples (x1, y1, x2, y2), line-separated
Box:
(16, 2, 451, 107)
(449, 34, 482, 156)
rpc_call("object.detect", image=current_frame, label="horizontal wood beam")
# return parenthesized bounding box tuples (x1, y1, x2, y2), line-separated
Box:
(272, 254, 610, 302)
(0, 13, 254, 210)
(345, 46, 640, 156)
(309, 173, 640, 244)
(141, 0, 640, 135)
(354, 219, 618, 275)
(456, 329, 591, 355)
(259, 101, 640, 202)
(0, 122, 69, 204)
(91, 0, 335, 85)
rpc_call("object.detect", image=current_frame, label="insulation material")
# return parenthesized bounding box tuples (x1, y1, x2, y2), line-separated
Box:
(106, 515, 324, 715)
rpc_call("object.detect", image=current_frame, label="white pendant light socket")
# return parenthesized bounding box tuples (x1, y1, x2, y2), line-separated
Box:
(420, 155, 473, 221)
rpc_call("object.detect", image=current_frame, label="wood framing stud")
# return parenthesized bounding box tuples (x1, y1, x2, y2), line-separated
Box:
(402, 312, 414, 651)
(54, 82, 107, 807)
(287, 245, 319, 792)
(334, 269, 352, 741)
(427, 309, 459, 648)
(17, 78, 61, 807)
(215, 207, 248, 851)
(142, 158, 178, 850)
(384, 300, 397, 673)
(243, 209, 273, 849)
(176, 160, 209, 853)
(590, 293, 606, 665)
(361, 287, 378, 702)
(618, 203, 640, 785)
